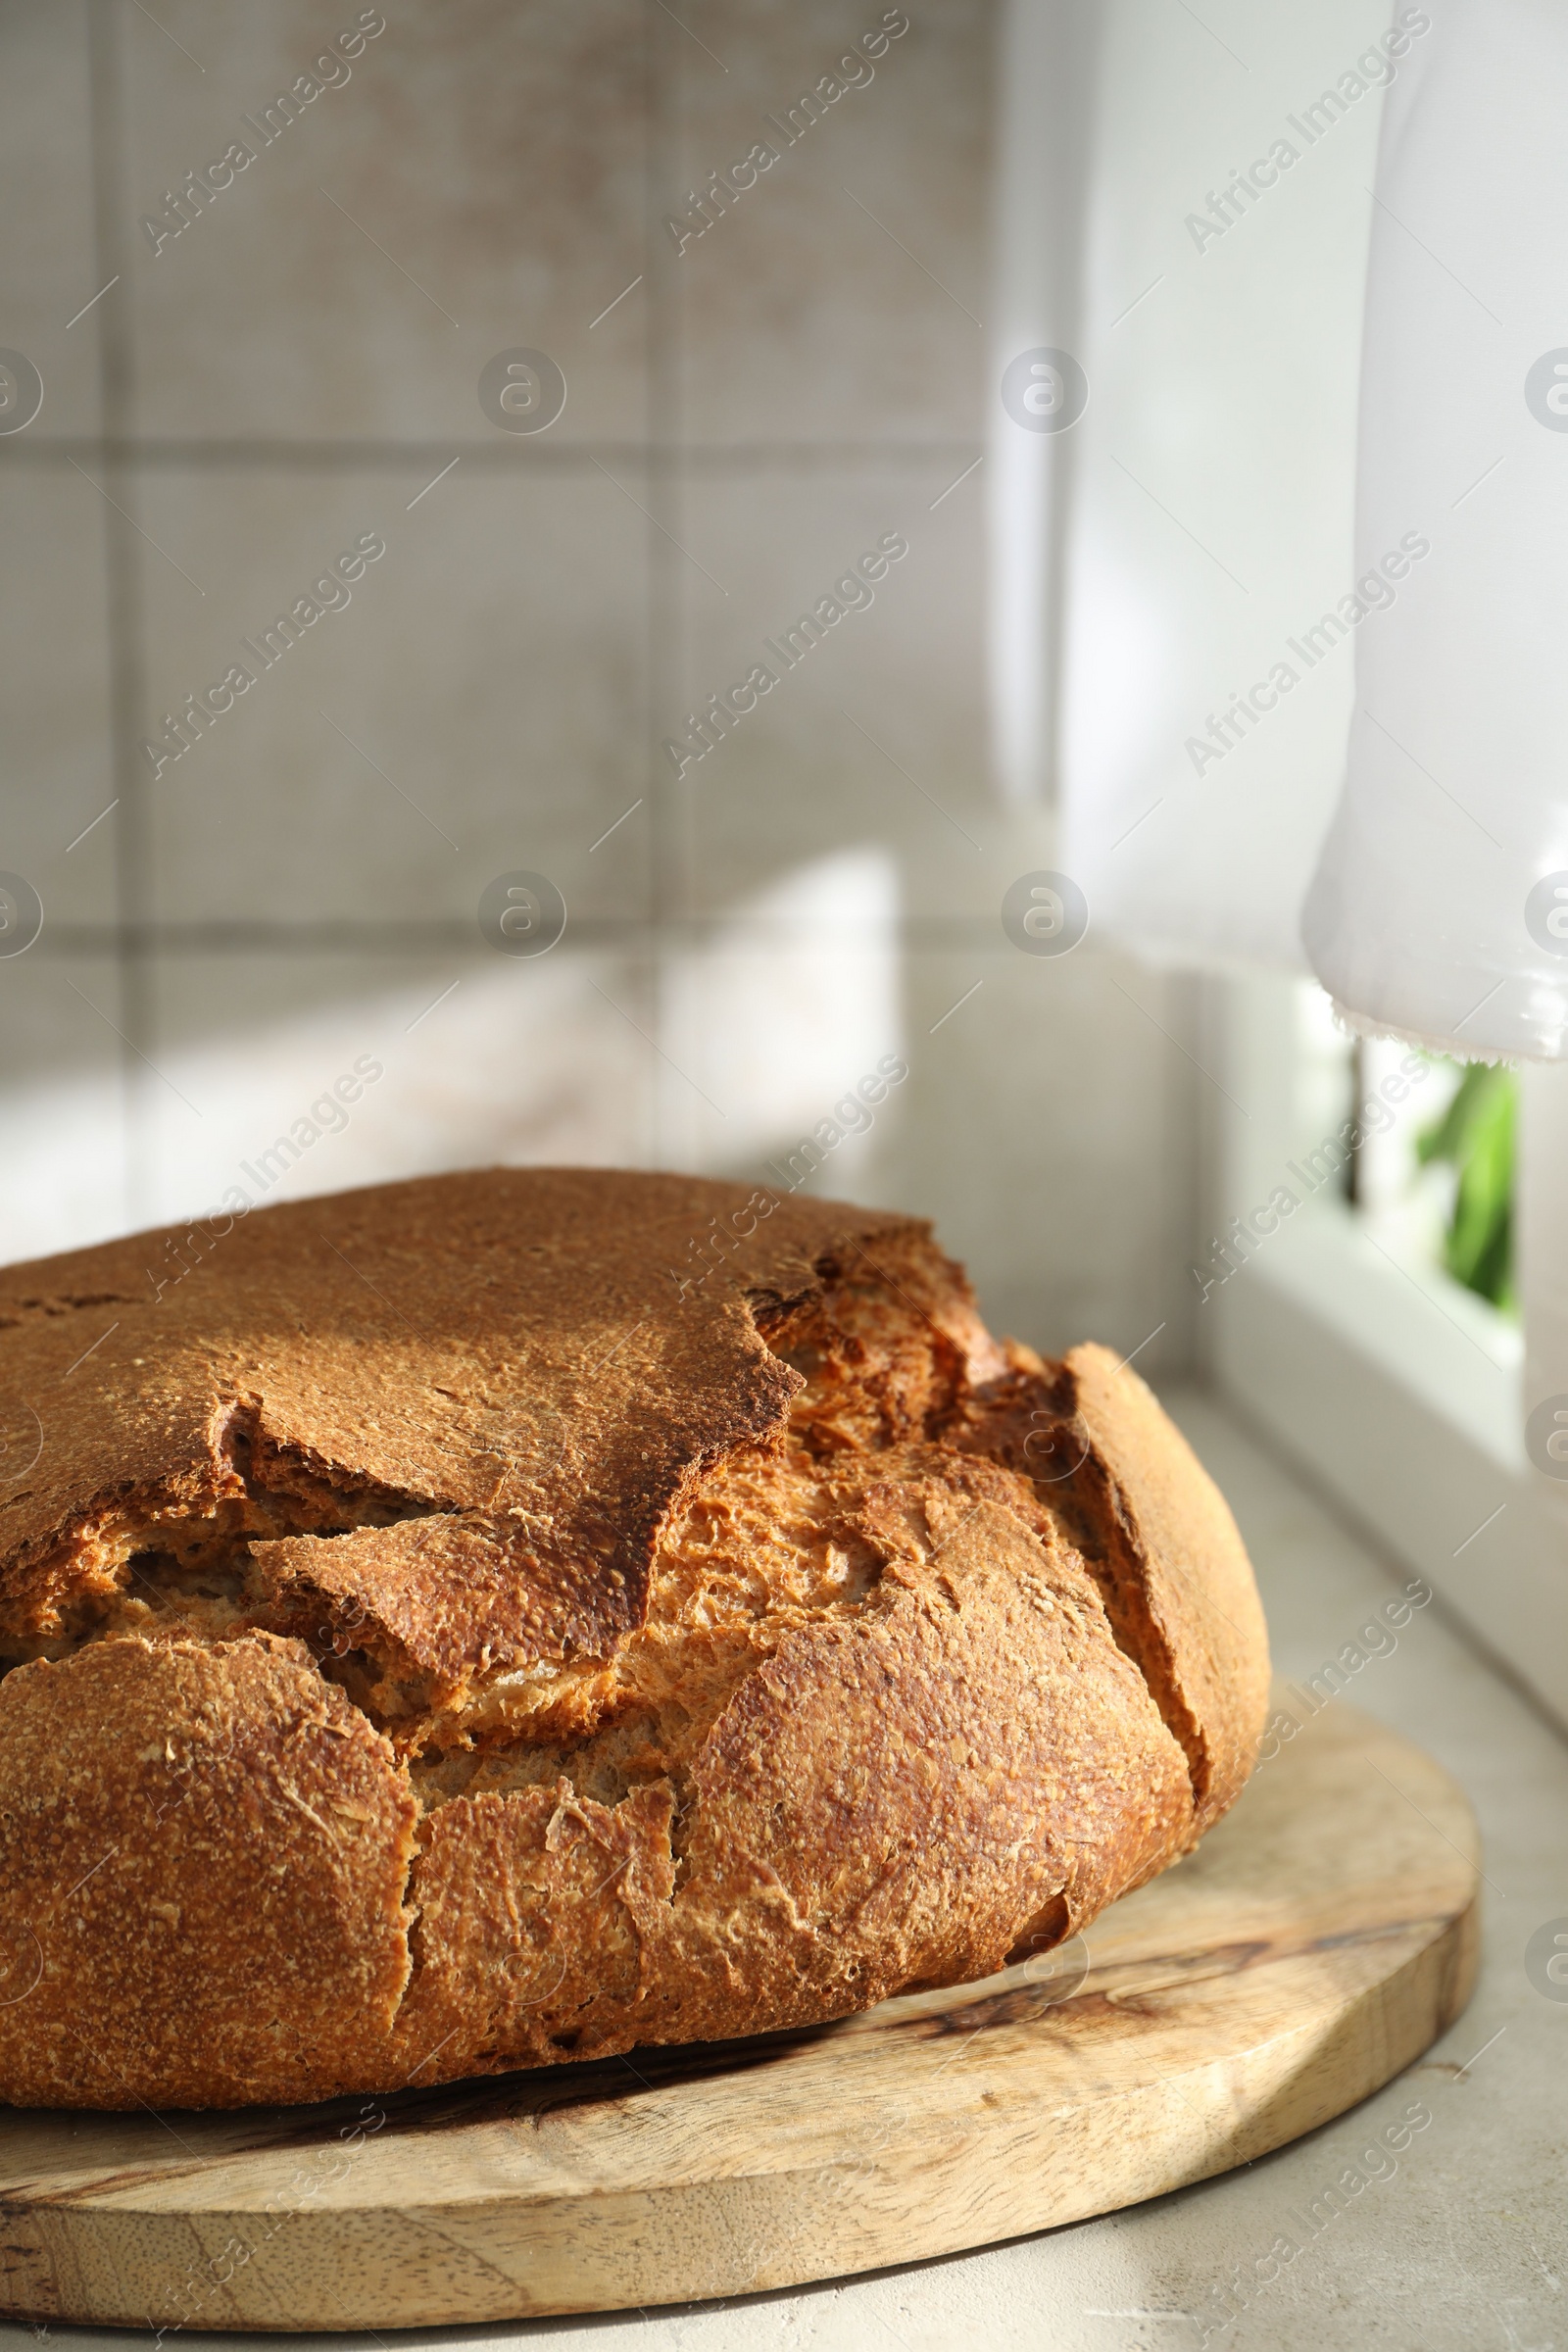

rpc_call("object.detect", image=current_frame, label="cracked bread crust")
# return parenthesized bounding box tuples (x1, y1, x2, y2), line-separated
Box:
(0, 1169, 1268, 2108)
(943, 1340, 1273, 1838)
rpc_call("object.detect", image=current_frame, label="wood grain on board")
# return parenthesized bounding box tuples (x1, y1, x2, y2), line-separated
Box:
(0, 1696, 1478, 2331)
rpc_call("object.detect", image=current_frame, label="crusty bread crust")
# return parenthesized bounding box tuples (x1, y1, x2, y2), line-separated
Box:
(0, 1170, 1268, 2107)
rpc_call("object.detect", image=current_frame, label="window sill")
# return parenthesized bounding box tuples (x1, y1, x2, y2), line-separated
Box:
(1207, 1195, 1567, 1731)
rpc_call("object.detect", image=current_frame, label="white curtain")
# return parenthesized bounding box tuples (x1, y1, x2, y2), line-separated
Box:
(1046, 0, 1568, 1059)
(1050, 0, 1390, 969)
(1303, 0, 1568, 1060)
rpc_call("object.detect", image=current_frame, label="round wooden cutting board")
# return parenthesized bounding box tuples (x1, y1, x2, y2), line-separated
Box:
(0, 1697, 1478, 2333)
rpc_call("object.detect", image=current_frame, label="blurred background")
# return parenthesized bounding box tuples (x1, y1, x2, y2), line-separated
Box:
(0, 0, 1516, 1495)
(2, 0, 1190, 1364)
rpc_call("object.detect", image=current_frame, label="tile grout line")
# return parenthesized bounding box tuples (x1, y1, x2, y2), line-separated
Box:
(646, 0, 687, 1173)
(24, 912, 1029, 959)
(85, 0, 155, 1228)
(0, 440, 983, 472)
(27, 914, 1018, 954)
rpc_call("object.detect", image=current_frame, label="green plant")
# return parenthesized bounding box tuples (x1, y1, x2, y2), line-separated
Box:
(1414, 1058, 1516, 1310)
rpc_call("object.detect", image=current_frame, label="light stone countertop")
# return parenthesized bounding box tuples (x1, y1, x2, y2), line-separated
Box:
(21, 1387, 1566, 2352)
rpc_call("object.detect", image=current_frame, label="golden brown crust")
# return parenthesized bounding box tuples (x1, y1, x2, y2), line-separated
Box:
(1059, 1343, 1271, 1833)
(384, 1492, 1194, 2088)
(0, 1170, 904, 1666)
(943, 1342, 1270, 1838)
(0, 1171, 1268, 2108)
(0, 1635, 416, 2108)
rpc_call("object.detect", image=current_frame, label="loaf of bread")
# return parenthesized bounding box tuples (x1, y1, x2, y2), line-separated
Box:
(0, 1170, 1268, 2109)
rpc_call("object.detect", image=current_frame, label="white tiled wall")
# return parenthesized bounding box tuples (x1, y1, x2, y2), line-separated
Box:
(0, 0, 1203, 1374)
